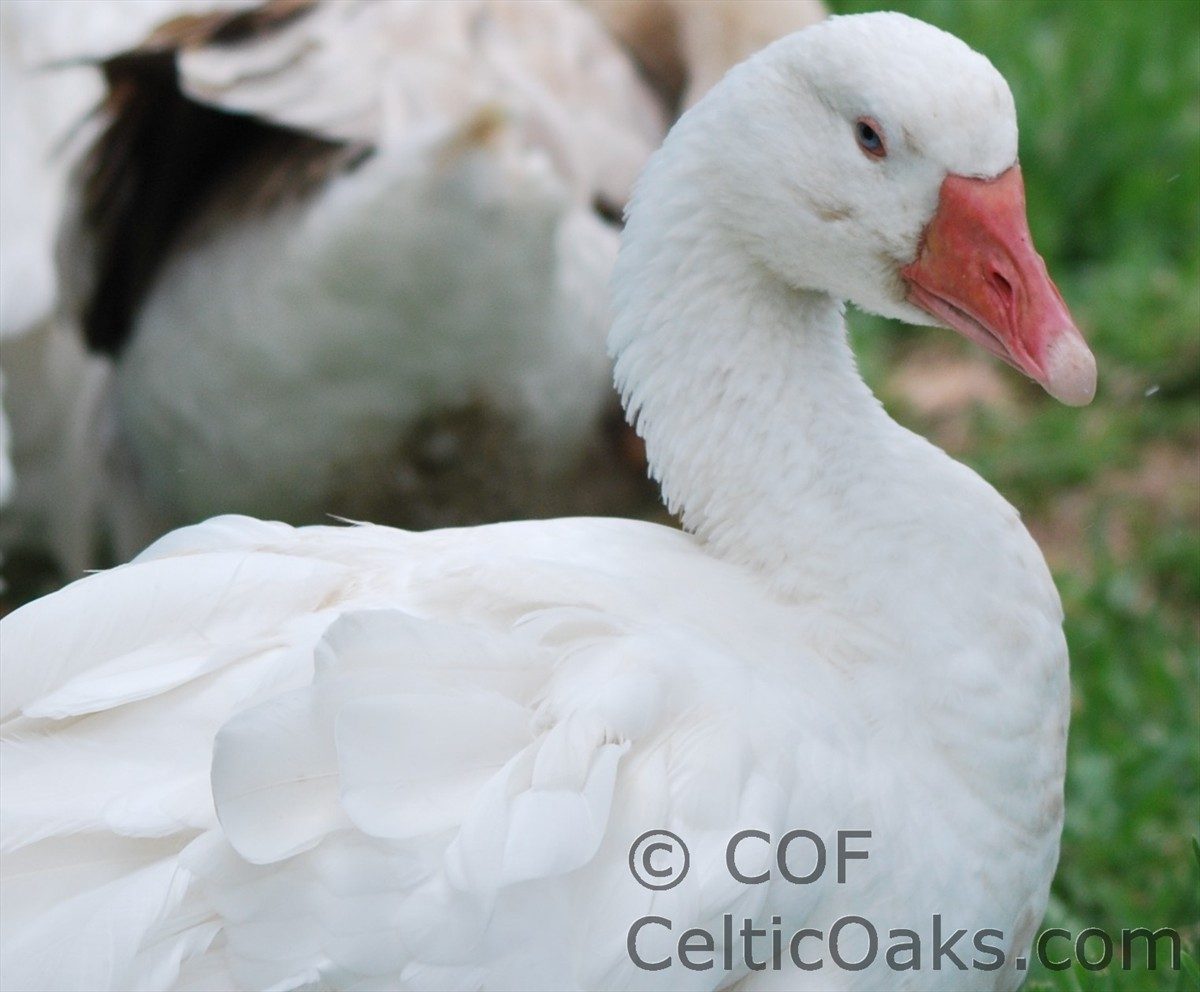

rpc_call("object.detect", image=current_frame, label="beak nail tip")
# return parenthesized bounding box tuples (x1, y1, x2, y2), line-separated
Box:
(1044, 333, 1097, 406)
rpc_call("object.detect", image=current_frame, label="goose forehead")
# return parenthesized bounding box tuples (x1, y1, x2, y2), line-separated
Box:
(786, 13, 1018, 175)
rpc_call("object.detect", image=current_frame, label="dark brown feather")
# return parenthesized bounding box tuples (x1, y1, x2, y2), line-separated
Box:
(74, 0, 366, 356)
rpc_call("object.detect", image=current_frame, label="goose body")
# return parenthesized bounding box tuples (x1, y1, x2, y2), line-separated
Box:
(57, 0, 667, 556)
(0, 12, 1093, 991)
(0, 0, 824, 569)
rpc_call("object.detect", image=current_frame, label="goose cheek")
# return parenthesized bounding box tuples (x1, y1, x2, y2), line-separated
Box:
(901, 165, 1096, 406)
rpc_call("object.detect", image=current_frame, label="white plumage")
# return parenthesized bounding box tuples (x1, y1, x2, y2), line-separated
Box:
(1, 13, 1088, 991)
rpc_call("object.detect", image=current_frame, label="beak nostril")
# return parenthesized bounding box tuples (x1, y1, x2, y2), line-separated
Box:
(989, 270, 1013, 299)
(987, 269, 1015, 314)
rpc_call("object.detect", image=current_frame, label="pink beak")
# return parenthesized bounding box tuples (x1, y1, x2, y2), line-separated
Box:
(902, 165, 1096, 406)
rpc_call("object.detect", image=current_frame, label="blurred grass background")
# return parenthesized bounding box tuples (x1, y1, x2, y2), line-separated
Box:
(831, 0, 1199, 988)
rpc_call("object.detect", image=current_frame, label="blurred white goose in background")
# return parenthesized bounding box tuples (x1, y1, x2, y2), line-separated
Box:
(2, 0, 245, 337)
(588, 0, 831, 110)
(0, 0, 257, 572)
(0, 0, 824, 578)
(0, 12, 1094, 991)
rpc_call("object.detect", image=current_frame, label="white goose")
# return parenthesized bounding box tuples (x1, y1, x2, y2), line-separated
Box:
(0, 12, 1095, 992)
(0, 0, 268, 576)
(1, 0, 823, 573)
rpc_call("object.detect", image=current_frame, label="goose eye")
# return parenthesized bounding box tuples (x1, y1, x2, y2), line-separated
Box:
(855, 118, 886, 158)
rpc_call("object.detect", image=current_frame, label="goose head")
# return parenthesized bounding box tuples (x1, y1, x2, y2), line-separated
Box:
(646, 11, 1095, 405)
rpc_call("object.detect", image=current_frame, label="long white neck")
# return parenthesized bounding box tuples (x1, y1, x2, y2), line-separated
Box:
(610, 147, 1061, 653)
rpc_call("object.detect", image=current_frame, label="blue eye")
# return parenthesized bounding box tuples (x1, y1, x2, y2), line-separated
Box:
(855, 118, 886, 158)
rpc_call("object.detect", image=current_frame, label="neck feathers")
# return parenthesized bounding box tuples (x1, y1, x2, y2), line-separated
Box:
(609, 153, 1057, 640)
(611, 170, 901, 593)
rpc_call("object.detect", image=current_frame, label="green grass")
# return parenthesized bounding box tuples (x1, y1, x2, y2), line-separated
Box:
(832, 1, 1200, 988)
